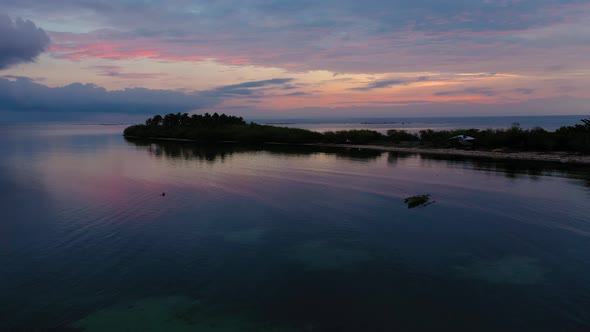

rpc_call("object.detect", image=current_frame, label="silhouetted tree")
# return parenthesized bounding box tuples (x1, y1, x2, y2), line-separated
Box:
(124, 115, 590, 151)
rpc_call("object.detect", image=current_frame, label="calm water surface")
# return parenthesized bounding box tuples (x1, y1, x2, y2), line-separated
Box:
(260, 115, 589, 133)
(1, 125, 590, 331)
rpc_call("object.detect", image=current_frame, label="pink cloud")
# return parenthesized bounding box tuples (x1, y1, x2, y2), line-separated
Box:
(48, 32, 257, 67)
(50, 41, 158, 60)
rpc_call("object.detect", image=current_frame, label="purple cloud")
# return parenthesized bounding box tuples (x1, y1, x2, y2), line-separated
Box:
(4, 0, 588, 74)
(0, 14, 50, 69)
(435, 87, 498, 97)
(205, 78, 294, 96)
(350, 79, 410, 91)
(514, 88, 536, 95)
(1, 76, 589, 120)
(284, 91, 309, 96)
(0, 76, 295, 114)
(88, 65, 169, 79)
(0, 76, 216, 113)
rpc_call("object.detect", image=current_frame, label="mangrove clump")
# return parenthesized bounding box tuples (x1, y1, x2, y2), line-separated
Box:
(404, 194, 434, 209)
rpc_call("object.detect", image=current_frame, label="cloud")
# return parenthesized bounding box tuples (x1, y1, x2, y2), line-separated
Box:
(514, 88, 535, 95)
(220, 78, 293, 90)
(284, 91, 309, 96)
(88, 65, 168, 79)
(435, 87, 498, 97)
(0, 76, 217, 114)
(8, 1, 584, 33)
(557, 86, 577, 93)
(0, 14, 50, 69)
(246, 95, 590, 118)
(0, 76, 296, 114)
(281, 84, 299, 90)
(206, 78, 294, 96)
(5, 0, 588, 74)
(350, 79, 409, 91)
(1, 76, 589, 120)
(1, 1, 589, 120)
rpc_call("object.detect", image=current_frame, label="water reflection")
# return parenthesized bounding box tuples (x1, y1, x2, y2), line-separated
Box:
(2, 127, 590, 331)
(387, 151, 590, 189)
(126, 138, 590, 190)
(125, 138, 384, 162)
(125, 138, 590, 192)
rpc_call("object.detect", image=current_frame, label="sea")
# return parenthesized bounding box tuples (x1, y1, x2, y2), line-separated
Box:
(255, 114, 589, 133)
(0, 119, 589, 331)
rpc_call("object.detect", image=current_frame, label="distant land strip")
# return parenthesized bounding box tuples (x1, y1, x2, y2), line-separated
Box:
(124, 113, 590, 164)
(124, 135, 590, 165)
(308, 143, 590, 165)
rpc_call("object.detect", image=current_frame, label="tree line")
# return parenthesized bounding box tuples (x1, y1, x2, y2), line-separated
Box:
(387, 120, 590, 152)
(125, 113, 590, 152)
(144, 112, 247, 127)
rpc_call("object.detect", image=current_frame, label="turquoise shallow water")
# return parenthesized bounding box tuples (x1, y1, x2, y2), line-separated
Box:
(1, 125, 590, 331)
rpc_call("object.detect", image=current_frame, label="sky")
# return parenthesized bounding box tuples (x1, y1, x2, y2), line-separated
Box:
(1, 0, 589, 122)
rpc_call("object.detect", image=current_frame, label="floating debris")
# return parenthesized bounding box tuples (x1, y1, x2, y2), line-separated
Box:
(404, 194, 435, 209)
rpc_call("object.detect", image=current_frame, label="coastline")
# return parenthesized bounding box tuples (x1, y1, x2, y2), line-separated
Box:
(308, 143, 590, 165)
(124, 135, 590, 165)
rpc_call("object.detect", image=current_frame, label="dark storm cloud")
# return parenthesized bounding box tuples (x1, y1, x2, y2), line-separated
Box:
(0, 14, 50, 69)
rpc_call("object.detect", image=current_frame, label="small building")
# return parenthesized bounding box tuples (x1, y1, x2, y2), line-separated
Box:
(449, 135, 475, 147)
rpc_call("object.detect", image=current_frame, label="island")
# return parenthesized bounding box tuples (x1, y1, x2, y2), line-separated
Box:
(124, 113, 590, 164)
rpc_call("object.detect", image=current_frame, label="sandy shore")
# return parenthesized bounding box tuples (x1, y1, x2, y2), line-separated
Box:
(124, 136, 590, 165)
(310, 143, 590, 165)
